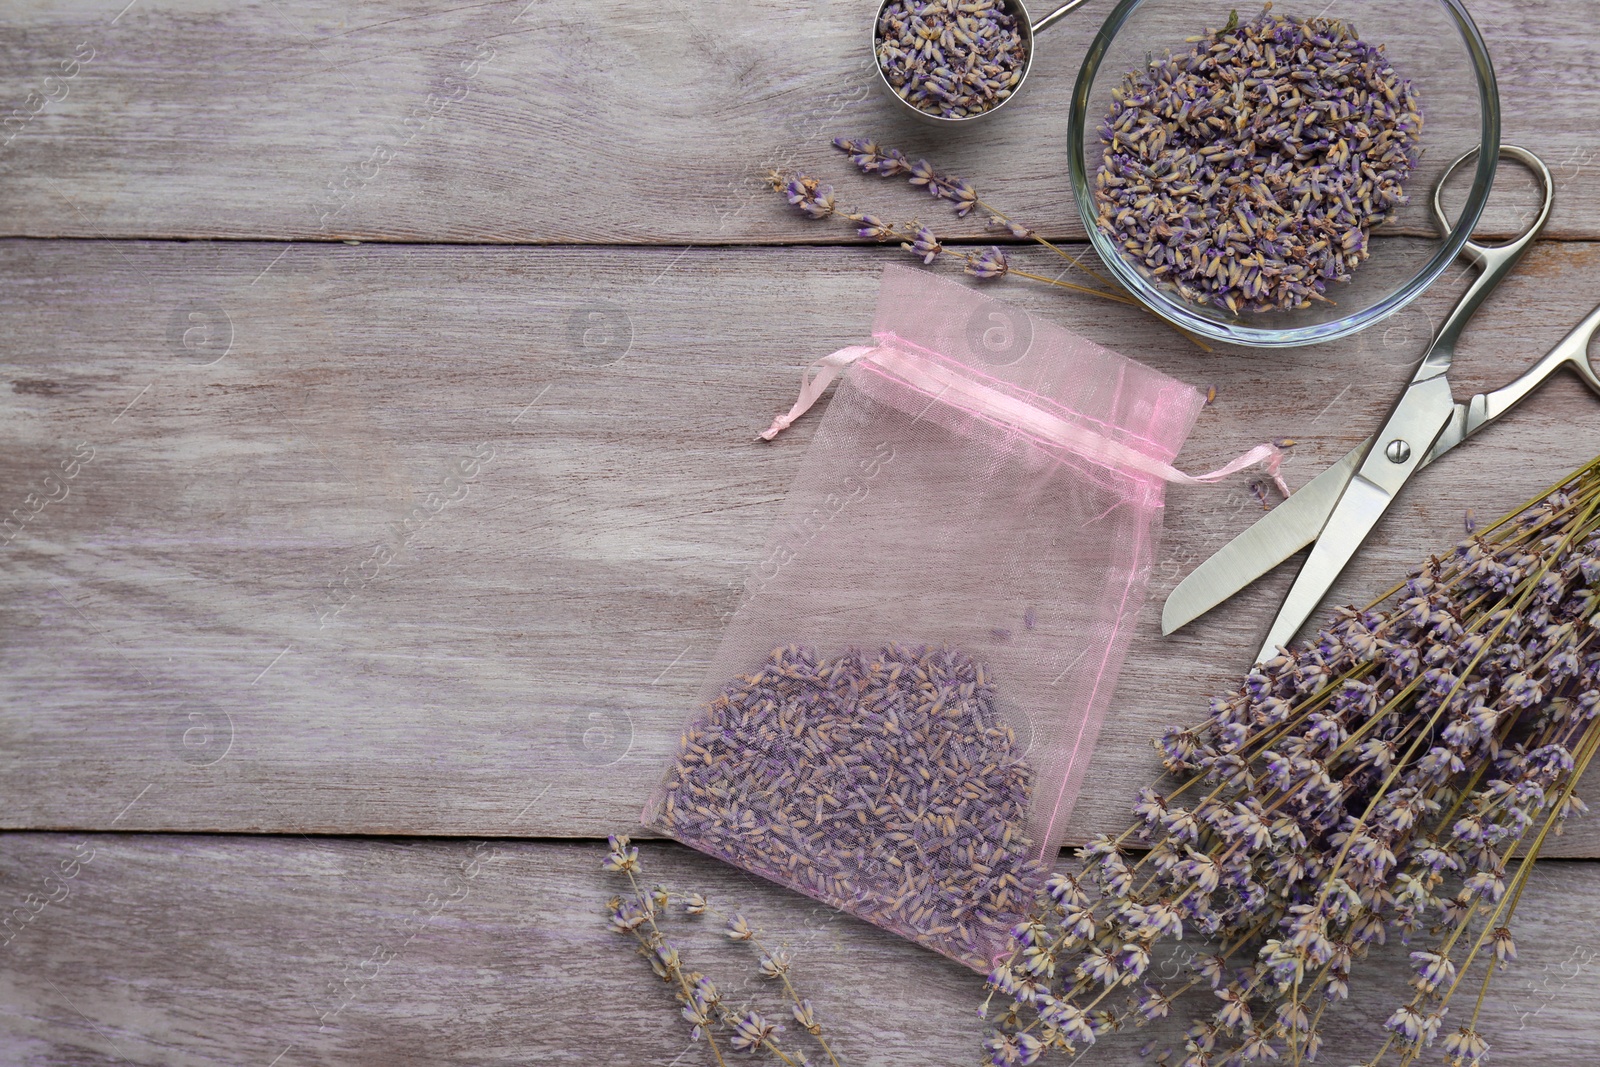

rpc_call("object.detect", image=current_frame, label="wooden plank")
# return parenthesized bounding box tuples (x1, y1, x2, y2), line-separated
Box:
(3, 238, 1600, 848)
(0, 0, 1596, 242)
(1, 832, 1598, 1064)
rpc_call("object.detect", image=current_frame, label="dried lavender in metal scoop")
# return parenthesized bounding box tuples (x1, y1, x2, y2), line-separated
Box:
(876, 0, 1028, 120)
(657, 642, 1047, 970)
(1094, 5, 1423, 315)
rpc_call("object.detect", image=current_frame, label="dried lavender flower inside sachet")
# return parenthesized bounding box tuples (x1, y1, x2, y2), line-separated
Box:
(657, 642, 1045, 971)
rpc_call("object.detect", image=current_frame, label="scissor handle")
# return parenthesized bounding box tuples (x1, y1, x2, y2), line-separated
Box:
(1464, 298, 1600, 437)
(1422, 146, 1554, 367)
(1432, 144, 1554, 270)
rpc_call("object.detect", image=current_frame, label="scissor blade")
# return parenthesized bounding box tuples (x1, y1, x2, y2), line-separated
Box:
(1163, 402, 1475, 636)
(1255, 476, 1394, 659)
(1254, 375, 1459, 661)
(1161, 447, 1363, 635)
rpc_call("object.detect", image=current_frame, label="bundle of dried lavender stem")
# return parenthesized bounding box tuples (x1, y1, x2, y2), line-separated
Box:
(983, 454, 1600, 1067)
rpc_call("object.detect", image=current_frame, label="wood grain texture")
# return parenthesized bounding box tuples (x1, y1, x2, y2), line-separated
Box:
(0, 0, 1597, 242)
(4, 237, 1600, 848)
(0, 832, 1597, 1066)
(8, 2, 1600, 1063)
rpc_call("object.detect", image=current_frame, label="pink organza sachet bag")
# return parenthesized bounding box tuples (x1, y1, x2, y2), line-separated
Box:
(644, 266, 1282, 970)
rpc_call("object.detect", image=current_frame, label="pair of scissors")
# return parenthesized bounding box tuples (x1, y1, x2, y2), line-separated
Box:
(1162, 145, 1600, 663)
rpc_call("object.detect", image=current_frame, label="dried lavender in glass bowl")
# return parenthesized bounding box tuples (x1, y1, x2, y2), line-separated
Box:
(1094, 5, 1423, 315)
(1068, 0, 1495, 348)
(655, 642, 1047, 971)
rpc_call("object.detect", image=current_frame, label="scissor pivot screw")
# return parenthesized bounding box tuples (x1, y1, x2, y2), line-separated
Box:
(1385, 439, 1412, 464)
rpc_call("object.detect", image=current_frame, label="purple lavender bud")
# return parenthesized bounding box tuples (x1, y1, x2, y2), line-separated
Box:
(1409, 950, 1455, 991)
(966, 246, 1009, 279)
(781, 174, 836, 219)
(1132, 787, 1167, 828)
(832, 136, 882, 174)
(876, 148, 913, 177)
(903, 225, 943, 264)
(988, 216, 1033, 240)
(1045, 872, 1087, 907)
(1036, 996, 1096, 1045)
(1528, 743, 1576, 776)
(855, 213, 895, 240)
(1578, 689, 1600, 720)
(800, 184, 835, 219)
(987, 964, 1023, 997)
(1063, 904, 1097, 941)
(946, 179, 980, 216)
(1077, 947, 1121, 987)
(1385, 1004, 1426, 1041)
(1117, 941, 1152, 977)
(1503, 671, 1547, 708)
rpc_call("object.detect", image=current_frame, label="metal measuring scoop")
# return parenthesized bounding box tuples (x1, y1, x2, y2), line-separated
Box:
(871, 0, 1093, 126)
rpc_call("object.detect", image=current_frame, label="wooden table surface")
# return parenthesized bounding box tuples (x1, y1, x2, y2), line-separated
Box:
(4, 1, 1600, 1063)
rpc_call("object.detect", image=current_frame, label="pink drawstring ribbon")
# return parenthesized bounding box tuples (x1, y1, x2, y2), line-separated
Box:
(758, 346, 876, 442)
(760, 345, 1291, 497)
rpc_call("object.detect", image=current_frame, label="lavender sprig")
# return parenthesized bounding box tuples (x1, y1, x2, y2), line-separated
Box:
(827, 138, 1214, 352)
(834, 137, 1115, 291)
(603, 835, 845, 1067)
(768, 168, 1119, 304)
(983, 454, 1600, 1066)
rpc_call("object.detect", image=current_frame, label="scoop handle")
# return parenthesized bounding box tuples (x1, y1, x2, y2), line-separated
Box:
(1033, 0, 1092, 35)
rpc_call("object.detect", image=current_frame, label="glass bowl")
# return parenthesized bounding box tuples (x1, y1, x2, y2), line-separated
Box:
(1067, 0, 1500, 348)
